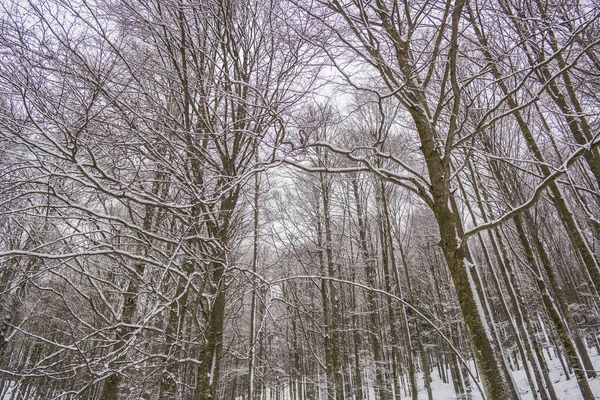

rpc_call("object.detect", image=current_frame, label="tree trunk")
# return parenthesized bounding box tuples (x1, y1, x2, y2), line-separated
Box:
(379, 181, 418, 400)
(467, 3, 600, 298)
(397, 240, 433, 400)
(248, 164, 261, 400)
(512, 214, 595, 399)
(376, 185, 403, 400)
(472, 171, 558, 400)
(351, 176, 389, 400)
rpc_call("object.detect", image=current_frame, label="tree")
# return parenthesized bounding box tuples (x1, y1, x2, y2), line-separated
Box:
(1, 0, 599, 398)
(0, 0, 317, 397)
(289, 0, 522, 397)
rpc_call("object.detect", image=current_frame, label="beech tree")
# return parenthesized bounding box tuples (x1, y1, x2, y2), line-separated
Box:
(0, 0, 316, 398)
(1, 0, 599, 398)
(287, 0, 600, 399)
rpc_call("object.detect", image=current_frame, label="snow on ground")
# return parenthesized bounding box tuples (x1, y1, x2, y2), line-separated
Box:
(402, 352, 600, 400)
(4, 352, 599, 399)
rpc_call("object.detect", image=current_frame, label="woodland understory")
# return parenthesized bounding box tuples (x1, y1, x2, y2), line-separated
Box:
(0, 0, 600, 399)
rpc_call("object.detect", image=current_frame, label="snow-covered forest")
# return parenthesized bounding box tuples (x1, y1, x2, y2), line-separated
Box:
(0, 0, 599, 399)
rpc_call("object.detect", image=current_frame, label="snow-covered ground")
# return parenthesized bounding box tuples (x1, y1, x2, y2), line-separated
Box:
(3, 353, 599, 399)
(403, 353, 600, 400)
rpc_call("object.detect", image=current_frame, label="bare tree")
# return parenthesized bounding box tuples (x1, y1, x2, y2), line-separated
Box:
(0, 0, 317, 398)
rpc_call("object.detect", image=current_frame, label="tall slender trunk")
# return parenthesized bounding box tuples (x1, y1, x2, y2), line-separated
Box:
(467, 2, 600, 298)
(512, 214, 595, 399)
(248, 167, 261, 400)
(458, 172, 543, 398)
(322, 174, 344, 400)
(315, 170, 343, 400)
(196, 254, 228, 399)
(470, 164, 558, 400)
(351, 177, 389, 400)
(397, 239, 433, 400)
(376, 185, 403, 400)
(345, 210, 364, 400)
(485, 140, 595, 397)
(524, 213, 597, 379)
(379, 181, 418, 400)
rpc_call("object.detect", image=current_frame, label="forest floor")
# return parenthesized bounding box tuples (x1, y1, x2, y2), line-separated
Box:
(5, 352, 599, 399)
(402, 351, 600, 400)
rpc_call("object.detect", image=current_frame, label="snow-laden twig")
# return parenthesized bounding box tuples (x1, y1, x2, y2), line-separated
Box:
(463, 133, 600, 242)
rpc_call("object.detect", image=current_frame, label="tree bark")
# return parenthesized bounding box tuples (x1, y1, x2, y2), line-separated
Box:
(351, 177, 389, 400)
